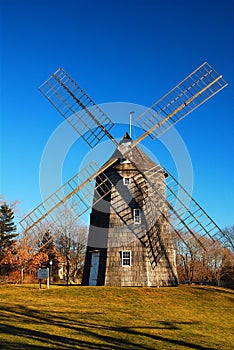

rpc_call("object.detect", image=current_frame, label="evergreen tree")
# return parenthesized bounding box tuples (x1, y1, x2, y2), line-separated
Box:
(0, 202, 18, 260)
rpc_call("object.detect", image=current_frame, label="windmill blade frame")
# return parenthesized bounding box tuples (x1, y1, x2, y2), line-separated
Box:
(19, 158, 117, 249)
(125, 158, 206, 249)
(132, 62, 227, 148)
(161, 166, 234, 251)
(134, 161, 234, 253)
(39, 68, 118, 148)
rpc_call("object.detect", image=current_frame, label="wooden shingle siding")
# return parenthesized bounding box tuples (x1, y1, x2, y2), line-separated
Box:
(82, 133, 178, 286)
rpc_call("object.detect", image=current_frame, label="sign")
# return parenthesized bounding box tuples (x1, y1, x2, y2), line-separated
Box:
(38, 268, 49, 279)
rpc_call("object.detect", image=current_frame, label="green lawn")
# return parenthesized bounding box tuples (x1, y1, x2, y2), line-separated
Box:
(0, 284, 233, 349)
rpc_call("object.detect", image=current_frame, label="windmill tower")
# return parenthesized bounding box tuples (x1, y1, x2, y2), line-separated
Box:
(82, 132, 178, 286)
(19, 63, 234, 286)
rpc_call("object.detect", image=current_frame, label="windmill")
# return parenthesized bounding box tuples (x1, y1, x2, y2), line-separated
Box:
(20, 62, 233, 286)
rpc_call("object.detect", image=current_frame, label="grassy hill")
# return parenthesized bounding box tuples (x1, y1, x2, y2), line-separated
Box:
(0, 285, 233, 349)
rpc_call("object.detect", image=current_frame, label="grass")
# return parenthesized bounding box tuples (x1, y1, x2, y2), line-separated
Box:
(0, 284, 233, 349)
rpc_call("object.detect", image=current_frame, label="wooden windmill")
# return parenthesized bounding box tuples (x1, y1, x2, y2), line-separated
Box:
(20, 62, 233, 286)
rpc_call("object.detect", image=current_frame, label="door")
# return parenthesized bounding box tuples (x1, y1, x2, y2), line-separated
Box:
(89, 251, 100, 286)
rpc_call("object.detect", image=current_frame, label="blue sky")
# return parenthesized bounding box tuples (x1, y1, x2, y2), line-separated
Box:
(0, 0, 233, 229)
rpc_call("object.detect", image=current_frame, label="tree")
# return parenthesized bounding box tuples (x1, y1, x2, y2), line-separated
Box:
(54, 204, 88, 284)
(222, 226, 234, 246)
(56, 224, 87, 285)
(0, 202, 18, 276)
(40, 229, 54, 252)
(173, 228, 234, 288)
(219, 226, 234, 288)
(16, 235, 32, 284)
(14, 232, 49, 284)
(173, 231, 199, 283)
(40, 229, 62, 282)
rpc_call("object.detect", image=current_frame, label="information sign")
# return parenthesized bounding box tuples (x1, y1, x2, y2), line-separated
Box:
(38, 268, 49, 279)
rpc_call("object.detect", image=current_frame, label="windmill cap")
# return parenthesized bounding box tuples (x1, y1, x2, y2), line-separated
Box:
(119, 132, 132, 144)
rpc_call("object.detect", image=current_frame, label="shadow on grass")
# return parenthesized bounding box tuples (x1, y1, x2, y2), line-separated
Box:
(0, 304, 215, 350)
(192, 286, 234, 295)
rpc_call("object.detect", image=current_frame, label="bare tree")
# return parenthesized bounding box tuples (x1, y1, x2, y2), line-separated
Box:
(219, 226, 234, 288)
(173, 229, 234, 287)
(54, 204, 88, 284)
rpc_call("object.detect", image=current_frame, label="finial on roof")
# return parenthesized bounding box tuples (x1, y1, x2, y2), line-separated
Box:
(123, 132, 131, 140)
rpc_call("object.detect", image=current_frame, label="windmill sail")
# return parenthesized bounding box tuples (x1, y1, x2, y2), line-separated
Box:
(143, 164, 234, 252)
(132, 62, 227, 147)
(39, 68, 117, 148)
(19, 159, 116, 250)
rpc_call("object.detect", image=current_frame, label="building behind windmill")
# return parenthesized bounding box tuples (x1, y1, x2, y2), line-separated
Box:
(82, 133, 178, 287)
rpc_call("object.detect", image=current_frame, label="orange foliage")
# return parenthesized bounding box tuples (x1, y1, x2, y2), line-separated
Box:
(0, 245, 17, 265)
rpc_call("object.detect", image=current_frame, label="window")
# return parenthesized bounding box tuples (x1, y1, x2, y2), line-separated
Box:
(122, 251, 131, 266)
(133, 208, 141, 224)
(123, 177, 130, 186)
(120, 158, 131, 164)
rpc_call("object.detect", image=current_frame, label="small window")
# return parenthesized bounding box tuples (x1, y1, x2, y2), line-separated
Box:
(123, 178, 130, 186)
(133, 208, 141, 224)
(122, 251, 131, 266)
(120, 158, 131, 164)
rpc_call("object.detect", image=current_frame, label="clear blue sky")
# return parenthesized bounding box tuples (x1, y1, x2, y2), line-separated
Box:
(0, 0, 233, 229)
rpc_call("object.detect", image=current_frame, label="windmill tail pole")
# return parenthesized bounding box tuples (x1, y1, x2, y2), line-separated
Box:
(129, 111, 134, 138)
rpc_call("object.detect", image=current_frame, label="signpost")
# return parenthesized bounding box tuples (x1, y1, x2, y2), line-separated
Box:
(38, 268, 49, 288)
